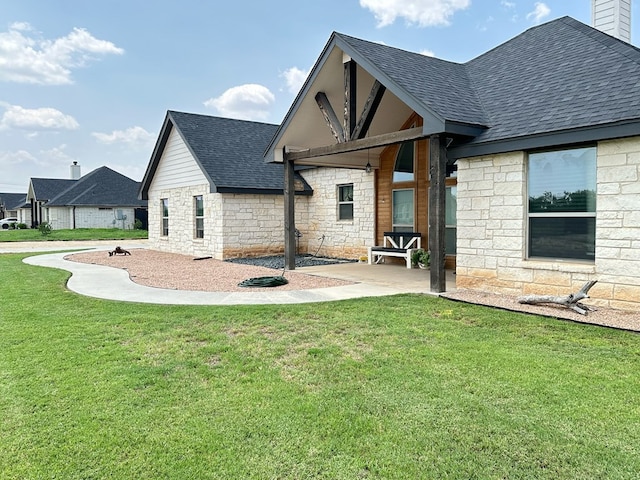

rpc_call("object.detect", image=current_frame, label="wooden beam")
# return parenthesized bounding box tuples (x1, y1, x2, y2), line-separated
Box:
(284, 126, 426, 162)
(284, 156, 296, 270)
(352, 80, 386, 140)
(428, 134, 447, 293)
(344, 60, 357, 139)
(315, 92, 345, 143)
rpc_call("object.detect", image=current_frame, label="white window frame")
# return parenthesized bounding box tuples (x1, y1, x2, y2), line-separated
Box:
(337, 184, 354, 221)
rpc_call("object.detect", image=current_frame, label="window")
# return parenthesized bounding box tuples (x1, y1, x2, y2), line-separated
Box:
(392, 189, 414, 231)
(338, 184, 354, 220)
(528, 146, 596, 261)
(393, 141, 414, 183)
(445, 186, 457, 255)
(161, 198, 169, 236)
(194, 195, 204, 238)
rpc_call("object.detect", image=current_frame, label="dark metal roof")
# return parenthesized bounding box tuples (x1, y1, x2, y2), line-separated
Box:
(140, 111, 313, 199)
(46, 166, 147, 207)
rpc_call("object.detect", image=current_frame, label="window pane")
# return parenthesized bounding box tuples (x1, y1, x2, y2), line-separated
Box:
(393, 142, 414, 182)
(195, 218, 204, 238)
(339, 204, 353, 220)
(445, 186, 457, 225)
(393, 189, 414, 228)
(445, 227, 457, 255)
(339, 185, 353, 202)
(195, 196, 204, 216)
(529, 147, 596, 213)
(162, 199, 169, 217)
(529, 217, 595, 260)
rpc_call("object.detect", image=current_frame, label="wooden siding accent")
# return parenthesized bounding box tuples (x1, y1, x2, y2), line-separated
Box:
(149, 128, 208, 191)
(374, 113, 457, 269)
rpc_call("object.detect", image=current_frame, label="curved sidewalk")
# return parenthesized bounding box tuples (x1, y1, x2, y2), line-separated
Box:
(17, 241, 426, 305)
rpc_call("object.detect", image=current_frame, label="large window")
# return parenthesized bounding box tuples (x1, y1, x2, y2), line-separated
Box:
(392, 189, 414, 232)
(337, 184, 354, 220)
(528, 146, 596, 261)
(161, 198, 169, 236)
(194, 195, 204, 239)
(393, 141, 414, 183)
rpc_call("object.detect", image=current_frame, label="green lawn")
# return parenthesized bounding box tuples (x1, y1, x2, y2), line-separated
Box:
(0, 227, 147, 242)
(1, 252, 639, 479)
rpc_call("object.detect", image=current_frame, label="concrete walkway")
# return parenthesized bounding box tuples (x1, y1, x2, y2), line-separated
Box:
(5, 240, 452, 305)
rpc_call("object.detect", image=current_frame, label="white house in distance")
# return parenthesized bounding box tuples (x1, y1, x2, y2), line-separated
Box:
(139, 111, 373, 260)
(28, 163, 147, 230)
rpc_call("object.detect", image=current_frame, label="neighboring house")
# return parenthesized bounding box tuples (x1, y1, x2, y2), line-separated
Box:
(139, 111, 326, 259)
(28, 166, 147, 230)
(0, 193, 27, 221)
(265, 15, 640, 311)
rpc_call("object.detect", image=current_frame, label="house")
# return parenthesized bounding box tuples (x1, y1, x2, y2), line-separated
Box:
(265, 15, 640, 311)
(28, 165, 147, 230)
(0, 192, 27, 222)
(139, 111, 325, 259)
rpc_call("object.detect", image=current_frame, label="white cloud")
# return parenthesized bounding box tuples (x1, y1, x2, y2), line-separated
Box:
(0, 104, 79, 131)
(281, 67, 309, 95)
(420, 49, 435, 57)
(526, 2, 550, 24)
(359, 0, 471, 27)
(91, 126, 155, 147)
(203, 84, 275, 121)
(501, 1, 516, 8)
(0, 22, 124, 85)
(0, 148, 39, 167)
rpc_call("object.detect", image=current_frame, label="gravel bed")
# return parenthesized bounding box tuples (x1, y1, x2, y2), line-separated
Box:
(65, 249, 354, 293)
(226, 254, 356, 270)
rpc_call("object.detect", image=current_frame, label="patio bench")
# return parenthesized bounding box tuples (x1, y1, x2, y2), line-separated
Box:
(368, 232, 422, 269)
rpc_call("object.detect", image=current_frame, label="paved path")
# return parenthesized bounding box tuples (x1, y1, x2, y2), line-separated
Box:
(5, 240, 435, 305)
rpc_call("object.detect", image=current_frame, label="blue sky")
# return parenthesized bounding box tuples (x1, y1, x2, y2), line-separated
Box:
(1, 0, 638, 193)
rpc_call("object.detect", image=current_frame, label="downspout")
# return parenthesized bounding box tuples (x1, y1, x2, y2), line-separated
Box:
(72, 206, 76, 229)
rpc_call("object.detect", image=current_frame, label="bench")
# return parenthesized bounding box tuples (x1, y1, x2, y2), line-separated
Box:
(368, 232, 422, 269)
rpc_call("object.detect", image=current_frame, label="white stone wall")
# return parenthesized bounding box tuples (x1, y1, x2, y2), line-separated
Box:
(456, 136, 640, 311)
(301, 168, 375, 259)
(146, 167, 374, 261)
(147, 183, 221, 257)
(45, 206, 137, 230)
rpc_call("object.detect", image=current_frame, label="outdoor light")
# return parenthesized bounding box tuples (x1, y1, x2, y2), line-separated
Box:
(365, 161, 372, 174)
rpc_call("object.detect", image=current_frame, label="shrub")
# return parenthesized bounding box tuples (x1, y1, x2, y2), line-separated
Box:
(16, 223, 28, 229)
(134, 219, 143, 230)
(411, 249, 430, 268)
(38, 222, 52, 236)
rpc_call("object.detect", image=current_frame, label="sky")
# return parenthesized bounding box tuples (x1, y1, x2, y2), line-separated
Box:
(1, 0, 638, 193)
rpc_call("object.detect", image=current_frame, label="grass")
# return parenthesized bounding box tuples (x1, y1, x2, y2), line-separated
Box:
(1, 252, 639, 479)
(0, 227, 147, 242)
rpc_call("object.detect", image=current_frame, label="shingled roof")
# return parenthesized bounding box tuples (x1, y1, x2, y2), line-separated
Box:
(46, 166, 146, 207)
(0, 192, 27, 210)
(268, 16, 640, 163)
(30, 178, 77, 203)
(140, 111, 312, 199)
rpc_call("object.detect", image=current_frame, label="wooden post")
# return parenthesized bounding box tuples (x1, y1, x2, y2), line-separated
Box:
(428, 134, 447, 293)
(284, 153, 296, 270)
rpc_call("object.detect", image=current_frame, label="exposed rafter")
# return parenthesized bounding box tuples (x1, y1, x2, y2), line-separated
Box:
(315, 92, 345, 143)
(344, 60, 357, 139)
(351, 80, 386, 140)
(284, 126, 425, 162)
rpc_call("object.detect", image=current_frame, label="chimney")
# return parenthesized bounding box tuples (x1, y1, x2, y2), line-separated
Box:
(70, 161, 81, 180)
(592, 0, 632, 43)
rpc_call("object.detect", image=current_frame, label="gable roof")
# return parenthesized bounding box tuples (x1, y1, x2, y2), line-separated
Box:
(267, 16, 640, 163)
(46, 166, 146, 207)
(139, 111, 312, 199)
(0, 192, 27, 210)
(29, 178, 77, 202)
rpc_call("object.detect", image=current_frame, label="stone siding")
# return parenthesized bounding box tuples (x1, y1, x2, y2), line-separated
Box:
(300, 168, 375, 259)
(456, 136, 640, 311)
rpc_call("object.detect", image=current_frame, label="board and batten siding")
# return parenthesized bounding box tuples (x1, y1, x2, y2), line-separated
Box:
(149, 127, 208, 191)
